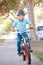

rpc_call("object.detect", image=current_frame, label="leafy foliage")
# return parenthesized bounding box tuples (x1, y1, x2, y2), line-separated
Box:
(0, 0, 43, 15)
(34, 0, 43, 6)
(0, 0, 20, 15)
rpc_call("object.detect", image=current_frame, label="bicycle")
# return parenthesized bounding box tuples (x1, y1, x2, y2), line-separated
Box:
(20, 33, 31, 65)
(13, 30, 31, 65)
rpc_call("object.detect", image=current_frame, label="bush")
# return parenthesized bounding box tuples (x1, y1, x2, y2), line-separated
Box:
(3, 19, 13, 32)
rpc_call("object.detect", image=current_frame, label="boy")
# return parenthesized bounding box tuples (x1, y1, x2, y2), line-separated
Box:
(12, 9, 34, 56)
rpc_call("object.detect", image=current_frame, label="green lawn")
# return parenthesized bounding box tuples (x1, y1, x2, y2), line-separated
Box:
(0, 39, 5, 43)
(31, 40, 43, 62)
(34, 53, 43, 62)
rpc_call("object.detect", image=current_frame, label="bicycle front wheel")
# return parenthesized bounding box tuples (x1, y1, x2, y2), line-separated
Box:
(25, 49, 31, 64)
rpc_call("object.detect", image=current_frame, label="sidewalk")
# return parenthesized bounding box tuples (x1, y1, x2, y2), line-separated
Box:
(0, 39, 43, 65)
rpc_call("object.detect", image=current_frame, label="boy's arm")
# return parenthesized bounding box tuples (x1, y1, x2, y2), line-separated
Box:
(11, 19, 17, 31)
(26, 19, 35, 30)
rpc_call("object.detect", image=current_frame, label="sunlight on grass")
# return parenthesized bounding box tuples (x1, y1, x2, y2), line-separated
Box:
(34, 53, 43, 62)
(0, 39, 5, 43)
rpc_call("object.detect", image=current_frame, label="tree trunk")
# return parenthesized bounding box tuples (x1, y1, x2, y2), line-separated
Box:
(24, 0, 37, 40)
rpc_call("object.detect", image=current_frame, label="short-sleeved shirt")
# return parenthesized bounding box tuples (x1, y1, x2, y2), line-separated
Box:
(12, 19, 30, 34)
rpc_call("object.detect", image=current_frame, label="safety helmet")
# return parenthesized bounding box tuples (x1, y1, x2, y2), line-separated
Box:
(17, 9, 25, 16)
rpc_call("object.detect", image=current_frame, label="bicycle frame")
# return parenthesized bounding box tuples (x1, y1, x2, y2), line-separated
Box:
(21, 34, 29, 53)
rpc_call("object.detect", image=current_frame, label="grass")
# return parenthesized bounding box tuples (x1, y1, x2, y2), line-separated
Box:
(34, 53, 43, 62)
(31, 40, 43, 62)
(0, 39, 5, 43)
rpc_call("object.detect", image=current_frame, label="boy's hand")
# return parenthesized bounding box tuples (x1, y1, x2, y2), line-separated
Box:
(30, 24, 35, 30)
(11, 26, 15, 32)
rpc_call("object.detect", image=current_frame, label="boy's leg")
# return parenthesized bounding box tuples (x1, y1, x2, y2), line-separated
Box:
(17, 33, 22, 54)
(24, 32, 31, 49)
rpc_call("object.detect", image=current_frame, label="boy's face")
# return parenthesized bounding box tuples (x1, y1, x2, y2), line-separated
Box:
(17, 15, 25, 21)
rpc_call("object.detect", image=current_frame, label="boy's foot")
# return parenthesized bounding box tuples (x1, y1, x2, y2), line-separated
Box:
(18, 53, 21, 56)
(17, 52, 22, 56)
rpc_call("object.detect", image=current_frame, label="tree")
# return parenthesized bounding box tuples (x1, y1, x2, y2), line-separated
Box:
(24, 0, 37, 40)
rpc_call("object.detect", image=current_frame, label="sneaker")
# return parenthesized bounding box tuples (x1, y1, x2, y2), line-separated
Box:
(18, 52, 22, 56)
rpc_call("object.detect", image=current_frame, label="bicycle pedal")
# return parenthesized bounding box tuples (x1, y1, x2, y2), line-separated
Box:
(30, 49, 33, 53)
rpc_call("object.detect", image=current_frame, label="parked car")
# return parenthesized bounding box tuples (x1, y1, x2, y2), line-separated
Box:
(37, 26, 43, 40)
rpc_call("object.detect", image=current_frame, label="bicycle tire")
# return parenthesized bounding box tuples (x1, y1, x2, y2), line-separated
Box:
(22, 52, 26, 61)
(25, 49, 31, 64)
(28, 53, 31, 64)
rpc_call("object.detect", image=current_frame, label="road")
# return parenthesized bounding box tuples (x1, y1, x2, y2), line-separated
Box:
(0, 39, 43, 65)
